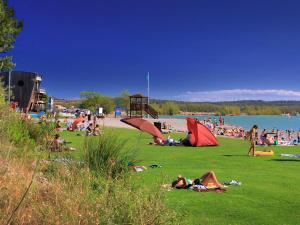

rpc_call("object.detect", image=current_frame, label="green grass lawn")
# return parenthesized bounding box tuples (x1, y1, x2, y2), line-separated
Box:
(60, 128, 300, 225)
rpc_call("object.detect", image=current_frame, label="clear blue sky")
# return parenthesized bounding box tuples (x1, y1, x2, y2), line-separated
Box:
(9, 0, 300, 101)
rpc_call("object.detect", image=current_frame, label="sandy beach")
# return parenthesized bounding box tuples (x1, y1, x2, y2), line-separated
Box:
(96, 117, 188, 132)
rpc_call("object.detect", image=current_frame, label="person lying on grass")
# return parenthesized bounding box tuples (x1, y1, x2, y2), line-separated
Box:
(168, 171, 224, 191)
(151, 135, 189, 146)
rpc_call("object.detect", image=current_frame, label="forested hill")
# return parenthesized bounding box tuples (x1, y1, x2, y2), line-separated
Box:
(152, 99, 300, 106)
(150, 99, 300, 115)
(54, 93, 300, 116)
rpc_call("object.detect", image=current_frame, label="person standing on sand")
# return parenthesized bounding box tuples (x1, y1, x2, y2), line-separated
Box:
(287, 130, 292, 141)
(219, 115, 224, 126)
(248, 125, 258, 156)
(260, 129, 266, 145)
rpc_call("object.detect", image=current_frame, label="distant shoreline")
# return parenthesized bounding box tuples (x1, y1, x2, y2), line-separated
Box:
(173, 113, 287, 117)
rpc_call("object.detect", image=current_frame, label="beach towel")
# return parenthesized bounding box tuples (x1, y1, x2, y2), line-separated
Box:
(193, 188, 226, 193)
(129, 166, 147, 172)
(280, 154, 300, 158)
(277, 141, 295, 146)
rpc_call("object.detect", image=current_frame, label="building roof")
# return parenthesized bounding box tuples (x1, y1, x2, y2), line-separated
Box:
(0, 71, 43, 82)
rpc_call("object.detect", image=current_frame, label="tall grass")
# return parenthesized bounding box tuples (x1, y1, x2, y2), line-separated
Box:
(0, 83, 11, 147)
(83, 131, 136, 179)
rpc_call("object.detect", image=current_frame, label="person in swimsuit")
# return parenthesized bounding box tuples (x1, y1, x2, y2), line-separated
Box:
(248, 125, 258, 156)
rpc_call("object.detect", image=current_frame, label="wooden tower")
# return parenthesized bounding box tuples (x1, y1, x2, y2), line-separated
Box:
(129, 94, 158, 119)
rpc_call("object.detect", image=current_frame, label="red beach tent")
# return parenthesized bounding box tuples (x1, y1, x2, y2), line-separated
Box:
(186, 118, 219, 147)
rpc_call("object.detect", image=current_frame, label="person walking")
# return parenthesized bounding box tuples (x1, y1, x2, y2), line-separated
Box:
(248, 125, 258, 156)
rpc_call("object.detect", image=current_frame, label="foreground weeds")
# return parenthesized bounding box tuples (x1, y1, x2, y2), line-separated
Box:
(0, 157, 179, 225)
(83, 131, 137, 179)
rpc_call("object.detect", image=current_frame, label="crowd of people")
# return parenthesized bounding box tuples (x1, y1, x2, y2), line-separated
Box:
(215, 127, 245, 138)
(248, 127, 300, 146)
(24, 105, 300, 153)
(51, 111, 105, 151)
(62, 111, 104, 136)
(200, 117, 300, 147)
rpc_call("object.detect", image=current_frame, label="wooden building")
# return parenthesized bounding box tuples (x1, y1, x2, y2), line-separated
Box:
(0, 71, 47, 112)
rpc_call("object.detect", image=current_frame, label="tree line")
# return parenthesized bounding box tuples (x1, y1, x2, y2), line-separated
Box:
(151, 101, 296, 116)
(58, 91, 300, 116)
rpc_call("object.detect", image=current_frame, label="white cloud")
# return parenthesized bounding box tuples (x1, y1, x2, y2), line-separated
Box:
(171, 89, 300, 102)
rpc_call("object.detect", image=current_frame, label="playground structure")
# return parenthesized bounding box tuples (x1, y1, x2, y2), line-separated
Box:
(129, 94, 158, 119)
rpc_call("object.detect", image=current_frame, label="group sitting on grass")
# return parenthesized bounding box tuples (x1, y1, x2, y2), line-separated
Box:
(86, 123, 102, 136)
(215, 126, 245, 138)
(61, 117, 102, 136)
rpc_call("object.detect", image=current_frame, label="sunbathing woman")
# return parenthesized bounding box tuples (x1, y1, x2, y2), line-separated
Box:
(193, 171, 223, 189)
(171, 171, 223, 190)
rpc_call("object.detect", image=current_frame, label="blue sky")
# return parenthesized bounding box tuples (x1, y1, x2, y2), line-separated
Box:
(8, 0, 300, 101)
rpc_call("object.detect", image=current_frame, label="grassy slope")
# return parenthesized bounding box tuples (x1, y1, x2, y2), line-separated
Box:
(61, 128, 300, 225)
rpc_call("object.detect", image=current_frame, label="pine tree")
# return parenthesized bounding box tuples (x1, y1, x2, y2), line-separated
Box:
(0, 0, 23, 71)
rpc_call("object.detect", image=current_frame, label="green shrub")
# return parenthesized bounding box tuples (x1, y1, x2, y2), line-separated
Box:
(8, 117, 33, 145)
(26, 121, 56, 148)
(80, 91, 116, 113)
(0, 83, 10, 144)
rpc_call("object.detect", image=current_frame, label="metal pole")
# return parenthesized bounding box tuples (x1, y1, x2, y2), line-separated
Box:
(8, 70, 11, 102)
(147, 72, 150, 119)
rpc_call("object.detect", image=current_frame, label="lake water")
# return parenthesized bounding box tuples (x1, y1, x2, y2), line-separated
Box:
(161, 115, 300, 131)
